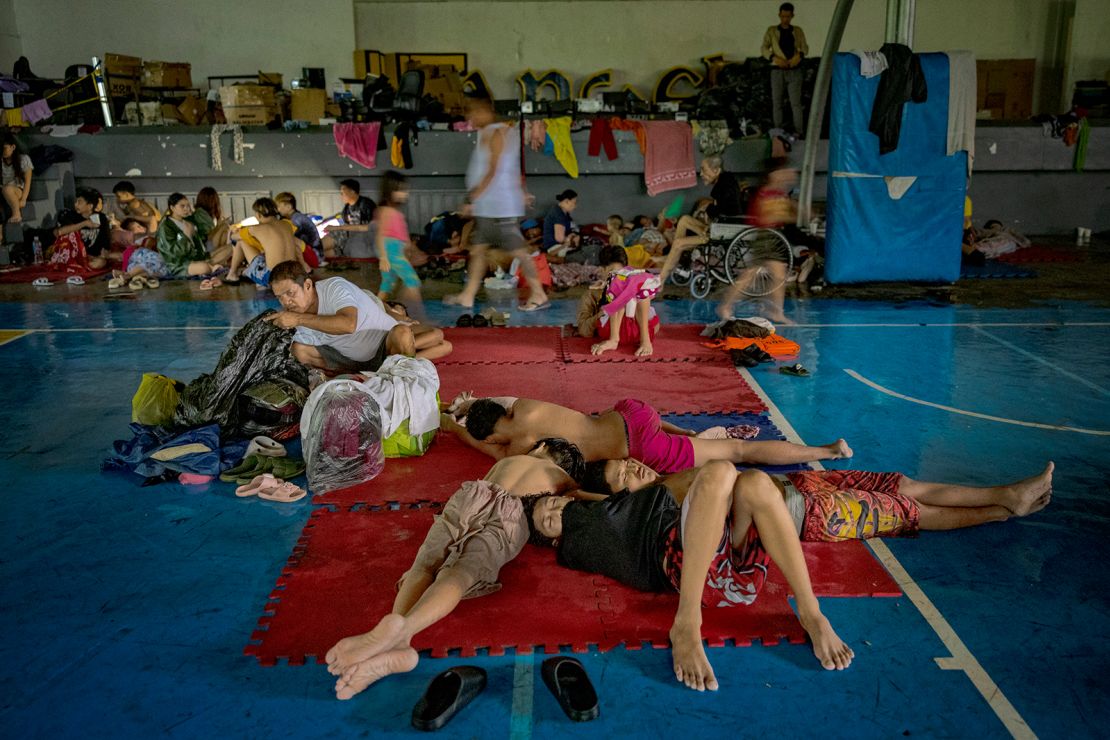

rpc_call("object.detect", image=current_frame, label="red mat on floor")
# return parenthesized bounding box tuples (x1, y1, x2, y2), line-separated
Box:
(996, 245, 1083, 264)
(0, 264, 110, 284)
(314, 431, 491, 507)
(560, 324, 726, 364)
(438, 326, 564, 364)
(562, 361, 766, 415)
(437, 362, 567, 407)
(244, 508, 900, 665)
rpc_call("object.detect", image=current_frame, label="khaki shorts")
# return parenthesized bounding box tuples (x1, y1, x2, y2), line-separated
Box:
(472, 217, 525, 252)
(400, 480, 528, 599)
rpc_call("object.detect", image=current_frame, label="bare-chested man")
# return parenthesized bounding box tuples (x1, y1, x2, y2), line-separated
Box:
(580, 456, 1055, 542)
(324, 438, 588, 700)
(442, 395, 851, 474)
(227, 196, 310, 288)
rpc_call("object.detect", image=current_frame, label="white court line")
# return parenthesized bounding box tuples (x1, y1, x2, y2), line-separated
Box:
(845, 368, 1110, 436)
(509, 652, 535, 739)
(737, 367, 1036, 740)
(970, 326, 1110, 397)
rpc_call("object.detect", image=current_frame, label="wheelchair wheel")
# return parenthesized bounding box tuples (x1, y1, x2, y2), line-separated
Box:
(690, 272, 712, 299)
(724, 228, 793, 297)
(669, 251, 693, 286)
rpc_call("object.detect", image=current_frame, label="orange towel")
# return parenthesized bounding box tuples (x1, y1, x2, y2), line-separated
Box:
(610, 117, 647, 155)
(704, 334, 800, 358)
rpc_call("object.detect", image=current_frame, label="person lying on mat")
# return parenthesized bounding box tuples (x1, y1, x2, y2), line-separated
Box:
(578, 457, 1055, 542)
(265, 261, 417, 373)
(324, 438, 591, 700)
(441, 395, 851, 475)
(522, 462, 854, 690)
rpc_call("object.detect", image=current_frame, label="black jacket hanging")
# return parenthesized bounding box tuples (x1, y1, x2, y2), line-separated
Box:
(868, 43, 928, 155)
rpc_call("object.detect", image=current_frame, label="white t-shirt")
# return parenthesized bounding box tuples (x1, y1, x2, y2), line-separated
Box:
(293, 277, 398, 362)
(1, 154, 33, 187)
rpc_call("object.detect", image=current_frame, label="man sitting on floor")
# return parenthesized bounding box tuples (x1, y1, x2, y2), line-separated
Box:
(226, 197, 311, 288)
(441, 395, 851, 474)
(579, 457, 1055, 541)
(323, 438, 587, 700)
(265, 261, 415, 372)
(524, 462, 854, 690)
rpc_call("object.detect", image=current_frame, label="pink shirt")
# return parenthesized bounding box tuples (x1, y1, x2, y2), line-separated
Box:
(378, 207, 409, 241)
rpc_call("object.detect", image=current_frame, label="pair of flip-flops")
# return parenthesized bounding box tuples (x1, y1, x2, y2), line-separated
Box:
(455, 308, 510, 328)
(33, 276, 85, 287)
(199, 277, 223, 290)
(518, 300, 552, 312)
(109, 275, 159, 290)
(411, 658, 598, 731)
(219, 454, 305, 484)
(243, 435, 286, 459)
(234, 473, 306, 502)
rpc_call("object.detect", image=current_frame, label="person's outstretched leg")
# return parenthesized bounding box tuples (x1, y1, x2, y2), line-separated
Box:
(658, 235, 706, 283)
(691, 437, 852, 467)
(2, 184, 22, 223)
(732, 470, 853, 670)
(902, 462, 1053, 515)
(669, 460, 737, 691)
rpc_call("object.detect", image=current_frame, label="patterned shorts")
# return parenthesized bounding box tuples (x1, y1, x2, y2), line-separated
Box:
(786, 470, 919, 542)
(660, 520, 771, 608)
(128, 248, 170, 279)
(244, 253, 271, 287)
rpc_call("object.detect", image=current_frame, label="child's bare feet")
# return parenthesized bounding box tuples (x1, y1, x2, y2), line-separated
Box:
(334, 647, 418, 700)
(669, 620, 718, 691)
(591, 339, 619, 356)
(635, 341, 654, 357)
(1003, 462, 1054, 516)
(826, 439, 853, 459)
(325, 613, 407, 677)
(799, 611, 854, 670)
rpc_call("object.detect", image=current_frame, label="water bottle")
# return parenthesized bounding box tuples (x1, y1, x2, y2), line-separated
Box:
(32, 236, 43, 265)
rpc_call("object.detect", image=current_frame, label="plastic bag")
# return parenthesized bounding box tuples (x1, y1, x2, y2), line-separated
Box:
(131, 373, 182, 426)
(238, 379, 308, 441)
(301, 379, 385, 493)
(174, 310, 309, 433)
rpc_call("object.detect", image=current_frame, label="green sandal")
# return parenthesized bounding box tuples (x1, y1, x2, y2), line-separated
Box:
(779, 363, 811, 377)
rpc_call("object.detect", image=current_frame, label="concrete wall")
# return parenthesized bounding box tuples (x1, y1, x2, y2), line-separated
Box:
(0, 0, 22, 74)
(9, 0, 355, 88)
(1066, 0, 1110, 99)
(23, 124, 1110, 235)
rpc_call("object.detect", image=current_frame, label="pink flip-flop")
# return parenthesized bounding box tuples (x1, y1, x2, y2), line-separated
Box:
(258, 481, 307, 503)
(235, 473, 279, 498)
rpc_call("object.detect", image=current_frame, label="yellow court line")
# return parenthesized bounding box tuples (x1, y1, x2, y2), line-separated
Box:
(0, 330, 30, 346)
(737, 366, 1037, 740)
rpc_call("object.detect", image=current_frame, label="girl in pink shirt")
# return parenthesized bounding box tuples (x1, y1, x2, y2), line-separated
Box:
(375, 171, 424, 318)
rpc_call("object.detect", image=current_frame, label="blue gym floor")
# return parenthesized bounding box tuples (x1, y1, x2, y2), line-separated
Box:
(2, 292, 1108, 739)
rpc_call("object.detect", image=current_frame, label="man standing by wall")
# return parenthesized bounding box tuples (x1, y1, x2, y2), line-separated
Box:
(762, 2, 809, 137)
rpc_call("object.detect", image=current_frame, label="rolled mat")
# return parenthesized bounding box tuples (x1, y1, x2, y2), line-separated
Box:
(244, 507, 900, 665)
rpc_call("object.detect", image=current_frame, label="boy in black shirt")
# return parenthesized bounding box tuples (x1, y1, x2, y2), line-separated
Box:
(523, 462, 854, 691)
(322, 179, 376, 258)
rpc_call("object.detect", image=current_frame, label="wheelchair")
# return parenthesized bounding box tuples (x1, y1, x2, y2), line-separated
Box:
(670, 218, 794, 300)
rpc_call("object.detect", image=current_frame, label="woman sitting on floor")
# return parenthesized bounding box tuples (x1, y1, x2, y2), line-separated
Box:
(115, 193, 220, 288)
(189, 186, 233, 266)
(48, 187, 112, 270)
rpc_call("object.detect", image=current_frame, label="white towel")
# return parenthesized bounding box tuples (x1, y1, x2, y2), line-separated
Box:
(851, 50, 888, 78)
(359, 356, 441, 438)
(946, 50, 977, 166)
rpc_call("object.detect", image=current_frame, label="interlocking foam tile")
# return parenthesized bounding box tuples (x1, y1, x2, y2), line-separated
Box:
(436, 362, 568, 406)
(560, 324, 727, 364)
(562, 361, 766, 415)
(245, 509, 899, 665)
(996, 245, 1083, 264)
(960, 261, 1035, 280)
(438, 327, 564, 365)
(313, 431, 491, 507)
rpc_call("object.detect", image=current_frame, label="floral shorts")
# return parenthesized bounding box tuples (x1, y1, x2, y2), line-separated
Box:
(660, 519, 771, 608)
(786, 470, 919, 542)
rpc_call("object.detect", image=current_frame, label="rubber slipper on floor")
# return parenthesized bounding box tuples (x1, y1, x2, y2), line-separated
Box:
(541, 657, 599, 722)
(243, 508, 899, 666)
(411, 666, 487, 731)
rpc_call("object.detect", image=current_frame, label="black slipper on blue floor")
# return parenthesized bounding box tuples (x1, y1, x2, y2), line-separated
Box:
(411, 665, 487, 731)
(541, 656, 599, 722)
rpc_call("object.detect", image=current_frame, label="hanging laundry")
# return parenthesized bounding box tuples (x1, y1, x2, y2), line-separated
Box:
(20, 98, 51, 124)
(610, 117, 646, 155)
(3, 108, 23, 127)
(209, 124, 244, 171)
(869, 43, 927, 155)
(391, 122, 417, 169)
(641, 121, 696, 196)
(694, 120, 731, 155)
(945, 50, 976, 167)
(850, 50, 889, 78)
(543, 117, 578, 177)
(588, 117, 618, 160)
(333, 121, 382, 170)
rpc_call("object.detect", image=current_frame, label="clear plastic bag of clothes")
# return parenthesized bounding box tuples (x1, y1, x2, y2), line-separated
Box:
(301, 379, 385, 493)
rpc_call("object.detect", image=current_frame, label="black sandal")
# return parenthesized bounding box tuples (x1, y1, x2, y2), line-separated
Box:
(411, 665, 487, 731)
(455, 314, 473, 327)
(541, 656, 599, 722)
(471, 313, 489, 328)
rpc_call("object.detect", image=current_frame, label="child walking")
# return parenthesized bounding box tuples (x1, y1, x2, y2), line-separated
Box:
(375, 171, 425, 321)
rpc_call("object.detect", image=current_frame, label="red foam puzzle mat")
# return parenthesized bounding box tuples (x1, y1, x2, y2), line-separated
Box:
(561, 361, 767, 415)
(436, 362, 568, 407)
(996, 245, 1083, 264)
(313, 431, 492, 507)
(244, 508, 900, 666)
(560, 324, 727, 364)
(438, 326, 565, 365)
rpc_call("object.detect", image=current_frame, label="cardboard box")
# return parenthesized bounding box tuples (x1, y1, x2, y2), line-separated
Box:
(417, 64, 465, 115)
(105, 52, 141, 99)
(258, 72, 283, 87)
(123, 101, 163, 126)
(177, 95, 207, 126)
(160, 103, 181, 123)
(142, 61, 192, 88)
(220, 84, 279, 125)
(976, 59, 1035, 120)
(290, 88, 326, 124)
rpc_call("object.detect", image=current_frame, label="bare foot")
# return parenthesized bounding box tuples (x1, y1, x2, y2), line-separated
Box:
(715, 306, 733, 322)
(1004, 462, 1054, 516)
(325, 613, 407, 677)
(443, 293, 474, 310)
(1024, 492, 1051, 517)
(764, 313, 795, 326)
(591, 339, 619, 356)
(635, 342, 654, 357)
(799, 611, 854, 671)
(335, 647, 419, 700)
(8, 212, 22, 224)
(826, 439, 853, 460)
(669, 621, 718, 691)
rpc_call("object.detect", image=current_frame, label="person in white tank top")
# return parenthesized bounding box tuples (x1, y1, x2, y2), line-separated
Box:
(444, 96, 549, 312)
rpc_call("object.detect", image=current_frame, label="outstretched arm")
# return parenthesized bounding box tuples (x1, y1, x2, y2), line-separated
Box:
(441, 413, 508, 459)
